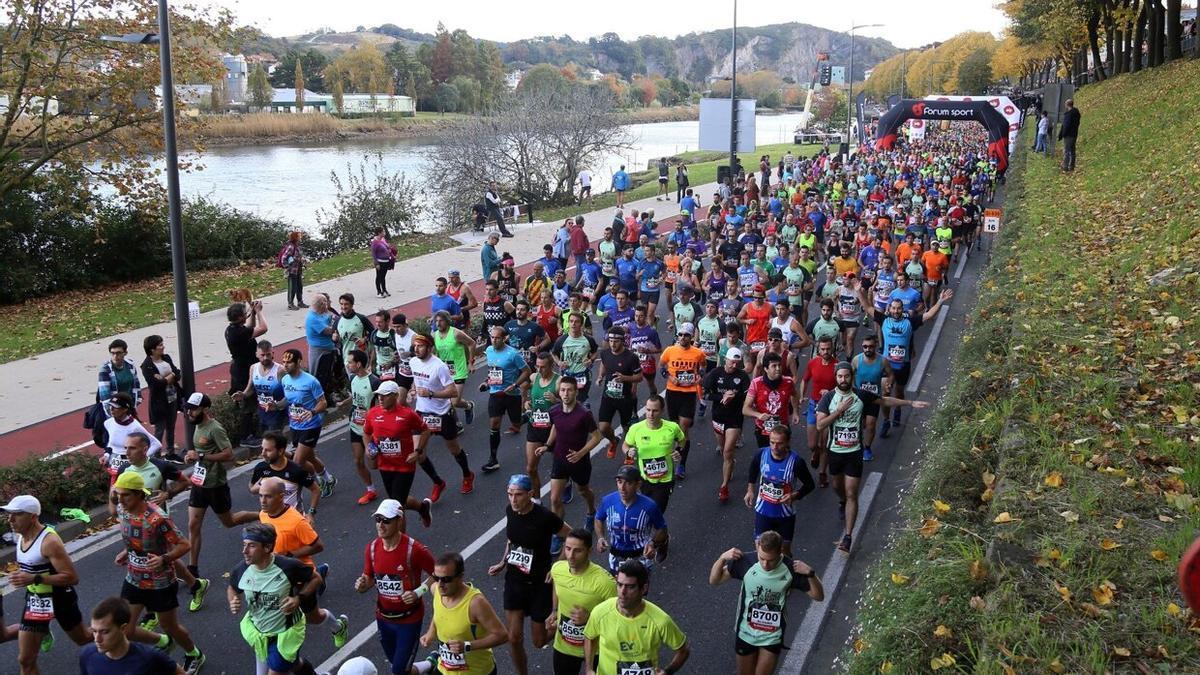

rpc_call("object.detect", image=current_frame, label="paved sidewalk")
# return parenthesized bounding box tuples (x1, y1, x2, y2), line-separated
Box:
(0, 184, 716, 459)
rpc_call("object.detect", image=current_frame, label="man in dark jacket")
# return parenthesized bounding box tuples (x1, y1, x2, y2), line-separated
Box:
(1058, 99, 1081, 172)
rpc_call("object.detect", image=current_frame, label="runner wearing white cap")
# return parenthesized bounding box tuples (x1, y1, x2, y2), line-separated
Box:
(361, 380, 435, 527)
(1, 495, 92, 673)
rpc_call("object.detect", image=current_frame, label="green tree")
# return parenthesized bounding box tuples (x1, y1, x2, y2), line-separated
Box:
(517, 63, 570, 98)
(449, 76, 481, 113)
(435, 82, 460, 113)
(431, 23, 454, 83)
(210, 76, 228, 113)
(332, 79, 345, 114)
(271, 49, 328, 92)
(248, 63, 273, 109)
(956, 48, 994, 94)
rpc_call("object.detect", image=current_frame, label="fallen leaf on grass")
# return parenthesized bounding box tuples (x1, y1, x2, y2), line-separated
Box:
(919, 518, 941, 537)
(1056, 583, 1072, 602)
(891, 572, 911, 586)
(933, 624, 953, 638)
(1114, 518, 1124, 530)
(969, 559, 988, 581)
(878, 662, 893, 673)
(853, 638, 867, 654)
(1167, 602, 1183, 617)
(1044, 471, 1064, 488)
(1099, 538, 1122, 550)
(982, 471, 996, 488)
(1112, 646, 1131, 657)
(930, 653, 957, 670)
(1150, 549, 1169, 561)
(933, 499, 951, 514)
(1048, 657, 1065, 673)
(1092, 581, 1116, 606)
(1061, 510, 1080, 523)
(969, 595, 986, 611)
(993, 511, 1017, 524)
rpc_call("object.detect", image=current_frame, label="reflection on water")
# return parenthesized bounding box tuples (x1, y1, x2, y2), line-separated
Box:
(142, 112, 810, 231)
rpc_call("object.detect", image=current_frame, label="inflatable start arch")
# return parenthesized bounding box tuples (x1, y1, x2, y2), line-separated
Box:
(874, 99, 1011, 173)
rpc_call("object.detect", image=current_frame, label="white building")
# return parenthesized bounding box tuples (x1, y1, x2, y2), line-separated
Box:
(335, 94, 415, 115)
(505, 70, 524, 90)
(585, 67, 604, 82)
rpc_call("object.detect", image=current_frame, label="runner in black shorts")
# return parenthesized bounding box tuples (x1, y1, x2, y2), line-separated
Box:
(536, 377, 602, 552)
(596, 327, 643, 459)
(523, 353, 559, 497)
(488, 474, 571, 675)
(1, 494, 92, 669)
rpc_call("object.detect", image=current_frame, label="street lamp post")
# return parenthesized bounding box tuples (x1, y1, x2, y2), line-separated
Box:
(844, 23, 884, 160)
(729, 0, 739, 178)
(103, 0, 195, 451)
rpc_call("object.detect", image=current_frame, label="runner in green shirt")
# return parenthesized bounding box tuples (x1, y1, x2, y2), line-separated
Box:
(621, 396, 685, 513)
(433, 310, 477, 423)
(583, 560, 688, 675)
(696, 303, 725, 369)
(523, 354, 560, 497)
(709, 532, 824, 674)
(336, 294, 373, 372)
(548, 528, 617, 671)
(228, 523, 322, 675)
(182, 392, 239, 580)
(346, 349, 381, 505)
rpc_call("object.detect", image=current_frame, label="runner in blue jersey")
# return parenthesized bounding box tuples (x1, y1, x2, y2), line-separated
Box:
(614, 247, 641, 300)
(594, 466, 668, 574)
(232, 340, 286, 434)
(851, 335, 892, 461)
(279, 349, 333, 496)
(880, 290, 952, 434)
(601, 289, 636, 335)
(481, 326, 531, 474)
(637, 246, 665, 323)
(869, 256, 898, 340)
(504, 301, 549, 367)
(736, 251, 763, 300)
(575, 249, 603, 311)
(887, 271, 924, 314)
(744, 427, 814, 557)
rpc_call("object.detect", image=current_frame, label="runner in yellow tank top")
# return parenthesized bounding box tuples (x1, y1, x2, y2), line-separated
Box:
(422, 552, 508, 674)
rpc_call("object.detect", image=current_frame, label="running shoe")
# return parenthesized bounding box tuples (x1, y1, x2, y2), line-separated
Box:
(184, 650, 206, 674)
(718, 485, 729, 503)
(837, 534, 852, 555)
(460, 472, 476, 495)
(563, 483, 574, 504)
(240, 435, 262, 449)
(320, 474, 337, 498)
(420, 498, 433, 528)
(332, 614, 350, 649)
(188, 578, 210, 612)
(464, 401, 475, 425)
(140, 613, 160, 632)
(863, 448, 874, 462)
(506, 424, 522, 435)
(430, 480, 448, 504)
(39, 631, 54, 653)
(582, 512, 594, 531)
(550, 535, 563, 557)
(675, 463, 686, 480)
(809, 450, 819, 469)
(481, 458, 500, 473)
(317, 563, 330, 597)
(880, 420, 891, 438)
(154, 634, 174, 653)
(357, 488, 377, 505)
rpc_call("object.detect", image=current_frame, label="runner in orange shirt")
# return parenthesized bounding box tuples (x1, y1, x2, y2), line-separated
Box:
(920, 240, 951, 308)
(660, 323, 709, 481)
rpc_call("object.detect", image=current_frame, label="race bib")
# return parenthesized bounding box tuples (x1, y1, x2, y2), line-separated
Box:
(642, 456, 669, 481)
(257, 393, 275, 411)
(438, 643, 468, 671)
(127, 551, 152, 574)
(617, 661, 655, 675)
(711, 421, 727, 435)
(397, 357, 413, 378)
(605, 378, 624, 399)
(446, 362, 457, 378)
(375, 577, 406, 600)
(559, 616, 586, 646)
(834, 426, 859, 448)
(581, 286, 596, 300)
(700, 340, 717, 356)
(645, 278, 660, 290)
(602, 261, 615, 276)
(860, 382, 879, 394)
(531, 411, 551, 428)
(676, 371, 696, 387)
(422, 414, 443, 432)
(23, 593, 54, 622)
(888, 344, 907, 362)
(751, 341, 767, 352)
(748, 604, 783, 632)
(572, 374, 588, 389)
(108, 452, 130, 476)
(288, 404, 309, 423)
(189, 463, 207, 486)
(760, 415, 781, 432)
(378, 439, 402, 455)
(487, 367, 503, 387)
(506, 546, 534, 574)
(351, 408, 366, 426)
(666, 271, 678, 284)
(759, 480, 789, 504)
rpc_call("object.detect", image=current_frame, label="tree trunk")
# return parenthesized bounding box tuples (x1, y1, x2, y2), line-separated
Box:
(1133, 0, 1148, 71)
(1166, 0, 1182, 60)
(1088, 12, 1107, 79)
(1150, 0, 1163, 66)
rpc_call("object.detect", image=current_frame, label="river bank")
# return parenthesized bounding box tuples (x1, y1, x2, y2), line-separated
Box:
(190, 105, 708, 147)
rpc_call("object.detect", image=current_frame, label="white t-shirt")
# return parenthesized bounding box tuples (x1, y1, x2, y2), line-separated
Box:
(409, 355, 454, 416)
(578, 169, 592, 188)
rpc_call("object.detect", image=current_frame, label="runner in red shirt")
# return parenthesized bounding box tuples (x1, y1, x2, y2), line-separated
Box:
(737, 284, 773, 371)
(361, 380, 434, 527)
(742, 352, 802, 450)
(354, 498, 437, 675)
(802, 336, 838, 488)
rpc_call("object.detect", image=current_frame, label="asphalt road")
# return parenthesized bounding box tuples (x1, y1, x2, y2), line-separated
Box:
(0, 224, 997, 674)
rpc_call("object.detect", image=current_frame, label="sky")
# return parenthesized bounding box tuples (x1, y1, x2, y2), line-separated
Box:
(199, 0, 1009, 50)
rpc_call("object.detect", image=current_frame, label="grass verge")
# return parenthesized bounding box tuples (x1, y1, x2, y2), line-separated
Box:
(538, 141, 820, 223)
(847, 58, 1200, 673)
(0, 233, 455, 365)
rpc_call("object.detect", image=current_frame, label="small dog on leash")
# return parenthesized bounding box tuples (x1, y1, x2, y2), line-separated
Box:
(228, 288, 261, 317)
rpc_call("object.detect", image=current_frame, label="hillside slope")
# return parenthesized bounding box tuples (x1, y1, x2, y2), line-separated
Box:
(848, 58, 1200, 673)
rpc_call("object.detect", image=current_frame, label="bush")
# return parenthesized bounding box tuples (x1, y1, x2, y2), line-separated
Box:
(0, 452, 110, 534)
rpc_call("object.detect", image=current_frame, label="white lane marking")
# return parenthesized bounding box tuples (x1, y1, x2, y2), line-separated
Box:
(777, 471, 883, 675)
(953, 250, 969, 280)
(316, 435, 614, 674)
(905, 301, 952, 395)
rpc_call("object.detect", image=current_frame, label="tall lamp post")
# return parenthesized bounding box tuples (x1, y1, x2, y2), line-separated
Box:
(103, 0, 195, 450)
(729, 0, 739, 178)
(844, 23, 884, 160)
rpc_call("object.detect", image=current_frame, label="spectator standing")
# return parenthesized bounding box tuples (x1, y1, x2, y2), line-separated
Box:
(568, 217, 590, 284)
(140, 335, 183, 461)
(486, 182, 514, 237)
(281, 231, 306, 311)
(553, 219, 572, 273)
(1034, 111, 1050, 153)
(656, 157, 670, 200)
(482, 231, 502, 282)
(97, 338, 142, 418)
(577, 168, 593, 206)
(226, 301, 268, 448)
(675, 162, 689, 203)
(370, 228, 397, 299)
(1058, 98, 1081, 172)
(612, 165, 630, 208)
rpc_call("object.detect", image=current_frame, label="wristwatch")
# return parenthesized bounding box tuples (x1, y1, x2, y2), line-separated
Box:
(32, 574, 44, 585)
(463, 641, 472, 652)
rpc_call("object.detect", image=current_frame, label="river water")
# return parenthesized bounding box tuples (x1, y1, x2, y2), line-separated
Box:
(170, 112, 808, 231)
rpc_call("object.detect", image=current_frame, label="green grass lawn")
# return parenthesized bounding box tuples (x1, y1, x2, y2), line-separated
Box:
(848, 58, 1200, 673)
(0, 234, 455, 365)
(538, 141, 820, 223)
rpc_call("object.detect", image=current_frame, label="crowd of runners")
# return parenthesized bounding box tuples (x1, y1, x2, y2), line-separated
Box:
(1, 122, 1000, 675)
